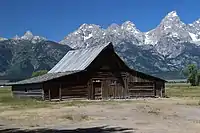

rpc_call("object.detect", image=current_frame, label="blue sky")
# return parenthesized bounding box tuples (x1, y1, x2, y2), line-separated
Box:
(0, 0, 200, 41)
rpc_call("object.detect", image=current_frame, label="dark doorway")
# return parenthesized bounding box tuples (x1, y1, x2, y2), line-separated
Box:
(50, 87, 59, 99)
(92, 80, 102, 100)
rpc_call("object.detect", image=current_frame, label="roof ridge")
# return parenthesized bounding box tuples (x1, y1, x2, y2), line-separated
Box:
(48, 42, 113, 73)
(69, 42, 112, 51)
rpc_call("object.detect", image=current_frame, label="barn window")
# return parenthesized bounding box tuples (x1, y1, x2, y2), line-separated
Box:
(110, 80, 116, 86)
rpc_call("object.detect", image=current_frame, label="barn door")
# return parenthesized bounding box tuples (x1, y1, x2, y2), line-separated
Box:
(92, 79, 102, 100)
(50, 88, 59, 99)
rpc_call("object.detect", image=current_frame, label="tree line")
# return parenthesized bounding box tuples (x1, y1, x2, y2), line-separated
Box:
(183, 64, 200, 86)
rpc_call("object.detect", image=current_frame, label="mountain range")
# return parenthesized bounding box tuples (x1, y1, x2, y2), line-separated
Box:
(1, 11, 200, 80)
(0, 31, 71, 81)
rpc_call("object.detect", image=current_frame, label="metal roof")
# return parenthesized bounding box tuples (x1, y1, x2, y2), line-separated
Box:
(5, 42, 166, 86)
(5, 71, 80, 85)
(48, 42, 112, 73)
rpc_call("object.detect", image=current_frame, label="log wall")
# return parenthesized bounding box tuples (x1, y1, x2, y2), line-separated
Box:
(127, 72, 156, 98)
(43, 72, 89, 100)
(12, 84, 43, 99)
(88, 71, 129, 100)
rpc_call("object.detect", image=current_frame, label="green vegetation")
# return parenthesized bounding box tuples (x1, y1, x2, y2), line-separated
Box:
(31, 70, 48, 77)
(183, 64, 200, 86)
(0, 87, 133, 110)
(0, 87, 50, 109)
(0, 87, 92, 109)
(166, 82, 200, 97)
(1, 82, 200, 110)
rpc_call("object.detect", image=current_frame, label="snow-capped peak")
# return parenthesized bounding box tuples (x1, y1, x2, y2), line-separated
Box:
(144, 10, 189, 45)
(166, 11, 178, 18)
(108, 23, 120, 29)
(121, 21, 144, 44)
(79, 23, 101, 31)
(107, 23, 120, 32)
(59, 10, 200, 57)
(193, 19, 200, 24)
(187, 19, 200, 36)
(160, 11, 184, 27)
(121, 21, 136, 30)
(21, 31, 34, 40)
(12, 30, 46, 43)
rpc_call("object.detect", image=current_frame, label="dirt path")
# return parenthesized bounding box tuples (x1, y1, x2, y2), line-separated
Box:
(0, 98, 200, 133)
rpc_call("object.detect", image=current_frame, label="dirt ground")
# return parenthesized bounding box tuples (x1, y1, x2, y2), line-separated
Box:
(1, 98, 200, 133)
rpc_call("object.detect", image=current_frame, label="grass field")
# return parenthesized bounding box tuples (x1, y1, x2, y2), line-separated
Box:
(0, 87, 93, 110)
(166, 82, 200, 97)
(0, 83, 200, 110)
(1, 84, 200, 132)
(0, 87, 135, 110)
(0, 87, 51, 109)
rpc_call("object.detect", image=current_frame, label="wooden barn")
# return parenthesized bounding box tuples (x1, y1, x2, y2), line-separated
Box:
(7, 42, 166, 100)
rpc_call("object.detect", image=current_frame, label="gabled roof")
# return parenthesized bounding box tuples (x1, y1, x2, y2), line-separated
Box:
(48, 42, 113, 73)
(5, 43, 113, 86)
(6, 42, 166, 86)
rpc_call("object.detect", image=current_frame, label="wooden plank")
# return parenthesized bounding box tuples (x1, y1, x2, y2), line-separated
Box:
(101, 81, 103, 99)
(62, 95, 88, 99)
(12, 91, 43, 95)
(63, 85, 88, 89)
(59, 84, 62, 101)
(61, 91, 87, 95)
(42, 83, 45, 100)
(48, 89, 51, 101)
(153, 82, 155, 96)
(129, 89, 154, 91)
(87, 79, 91, 99)
(129, 95, 155, 97)
(61, 89, 87, 93)
(131, 86, 154, 88)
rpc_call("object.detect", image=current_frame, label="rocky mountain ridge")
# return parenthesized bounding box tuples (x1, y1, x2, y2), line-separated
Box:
(58, 11, 200, 79)
(0, 33, 71, 80)
(1, 11, 200, 79)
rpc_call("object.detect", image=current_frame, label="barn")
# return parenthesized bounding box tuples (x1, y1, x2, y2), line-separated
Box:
(7, 42, 166, 100)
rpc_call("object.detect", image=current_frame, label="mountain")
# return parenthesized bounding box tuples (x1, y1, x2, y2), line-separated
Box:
(0, 37, 7, 41)
(59, 11, 200, 79)
(0, 31, 71, 81)
(2, 11, 200, 80)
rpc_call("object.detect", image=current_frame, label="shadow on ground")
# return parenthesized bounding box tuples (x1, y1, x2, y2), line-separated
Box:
(0, 125, 135, 133)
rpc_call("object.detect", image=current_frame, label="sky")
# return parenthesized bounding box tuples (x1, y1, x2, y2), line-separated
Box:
(0, 0, 200, 41)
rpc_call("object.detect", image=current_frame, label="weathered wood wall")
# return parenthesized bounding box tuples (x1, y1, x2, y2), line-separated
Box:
(42, 71, 165, 101)
(12, 84, 43, 99)
(87, 71, 128, 100)
(126, 71, 156, 97)
(43, 72, 89, 100)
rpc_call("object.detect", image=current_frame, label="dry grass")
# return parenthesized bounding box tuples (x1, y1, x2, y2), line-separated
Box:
(0, 87, 140, 111)
(62, 113, 90, 121)
(166, 83, 200, 98)
(0, 87, 50, 109)
(1, 83, 200, 132)
(1, 83, 200, 111)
